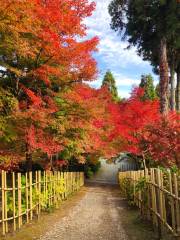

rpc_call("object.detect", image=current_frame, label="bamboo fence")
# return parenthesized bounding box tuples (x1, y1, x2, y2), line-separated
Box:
(119, 169, 180, 239)
(0, 170, 84, 236)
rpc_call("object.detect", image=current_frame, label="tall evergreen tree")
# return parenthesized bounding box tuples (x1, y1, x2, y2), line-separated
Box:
(102, 70, 119, 102)
(108, 0, 180, 114)
(139, 74, 157, 100)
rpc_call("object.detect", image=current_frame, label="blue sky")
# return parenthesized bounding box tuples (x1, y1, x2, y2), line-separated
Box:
(84, 0, 158, 98)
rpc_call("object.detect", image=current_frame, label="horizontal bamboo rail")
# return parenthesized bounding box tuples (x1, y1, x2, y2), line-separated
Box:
(119, 169, 180, 239)
(0, 170, 84, 236)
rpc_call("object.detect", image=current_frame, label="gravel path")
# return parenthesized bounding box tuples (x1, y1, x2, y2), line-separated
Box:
(39, 184, 128, 240)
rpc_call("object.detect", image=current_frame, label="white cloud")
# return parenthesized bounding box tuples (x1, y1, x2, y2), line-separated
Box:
(114, 73, 140, 87)
(84, 0, 149, 68)
(84, 0, 156, 98)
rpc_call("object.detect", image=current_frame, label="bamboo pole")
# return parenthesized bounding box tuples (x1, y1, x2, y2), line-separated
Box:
(17, 173, 22, 229)
(145, 168, 151, 220)
(25, 173, 29, 223)
(12, 172, 16, 231)
(58, 171, 61, 201)
(66, 172, 69, 197)
(60, 172, 63, 201)
(0, 170, 84, 236)
(35, 171, 38, 215)
(64, 172, 66, 200)
(161, 171, 167, 223)
(157, 169, 164, 222)
(156, 169, 162, 238)
(173, 173, 180, 238)
(150, 169, 157, 226)
(168, 170, 176, 232)
(29, 172, 33, 221)
(4, 171, 8, 233)
(1, 170, 5, 235)
(72, 172, 74, 193)
(45, 171, 48, 207)
(50, 171, 52, 206)
(38, 171, 41, 214)
(43, 171, 46, 207)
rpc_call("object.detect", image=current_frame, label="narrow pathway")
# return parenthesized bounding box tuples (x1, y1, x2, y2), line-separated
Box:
(39, 184, 127, 240)
(87, 159, 121, 184)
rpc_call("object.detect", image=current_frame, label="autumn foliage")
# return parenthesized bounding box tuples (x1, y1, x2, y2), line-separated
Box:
(0, 1, 179, 170)
(108, 88, 180, 167)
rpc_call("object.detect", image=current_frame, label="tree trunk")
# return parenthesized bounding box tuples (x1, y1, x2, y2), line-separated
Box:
(159, 37, 169, 114)
(170, 63, 176, 111)
(176, 65, 180, 112)
(26, 144, 32, 171)
(26, 153, 32, 171)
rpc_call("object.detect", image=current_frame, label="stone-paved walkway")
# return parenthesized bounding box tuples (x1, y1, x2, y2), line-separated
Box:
(39, 184, 127, 240)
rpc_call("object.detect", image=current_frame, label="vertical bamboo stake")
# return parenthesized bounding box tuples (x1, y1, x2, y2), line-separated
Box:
(60, 172, 63, 201)
(75, 172, 76, 191)
(156, 169, 162, 238)
(153, 169, 158, 227)
(38, 171, 41, 214)
(157, 169, 164, 221)
(150, 169, 156, 226)
(145, 168, 151, 220)
(35, 171, 38, 215)
(56, 171, 58, 205)
(161, 171, 167, 223)
(173, 173, 180, 238)
(67, 172, 69, 196)
(66, 172, 69, 196)
(61, 172, 63, 200)
(12, 172, 16, 231)
(76, 172, 77, 191)
(134, 171, 137, 206)
(65, 172, 67, 198)
(133, 171, 136, 203)
(64, 172, 67, 199)
(53, 172, 56, 205)
(76, 172, 79, 191)
(25, 172, 29, 224)
(43, 171, 46, 206)
(58, 172, 60, 201)
(73, 172, 74, 192)
(138, 171, 141, 210)
(46, 171, 48, 207)
(62, 172, 64, 200)
(53, 172, 56, 206)
(29, 172, 33, 221)
(71, 172, 73, 193)
(50, 172, 52, 206)
(48, 172, 52, 206)
(68, 172, 72, 195)
(48, 172, 50, 206)
(1, 170, 5, 235)
(72, 172, 73, 193)
(168, 170, 175, 231)
(68, 172, 70, 195)
(17, 173, 22, 228)
(4, 171, 8, 233)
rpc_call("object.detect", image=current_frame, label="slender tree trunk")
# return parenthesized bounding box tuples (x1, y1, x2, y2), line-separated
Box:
(176, 65, 180, 112)
(159, 37, 169, 114)
(26, 144, 33, 171)
(170, 63, 176, 111)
